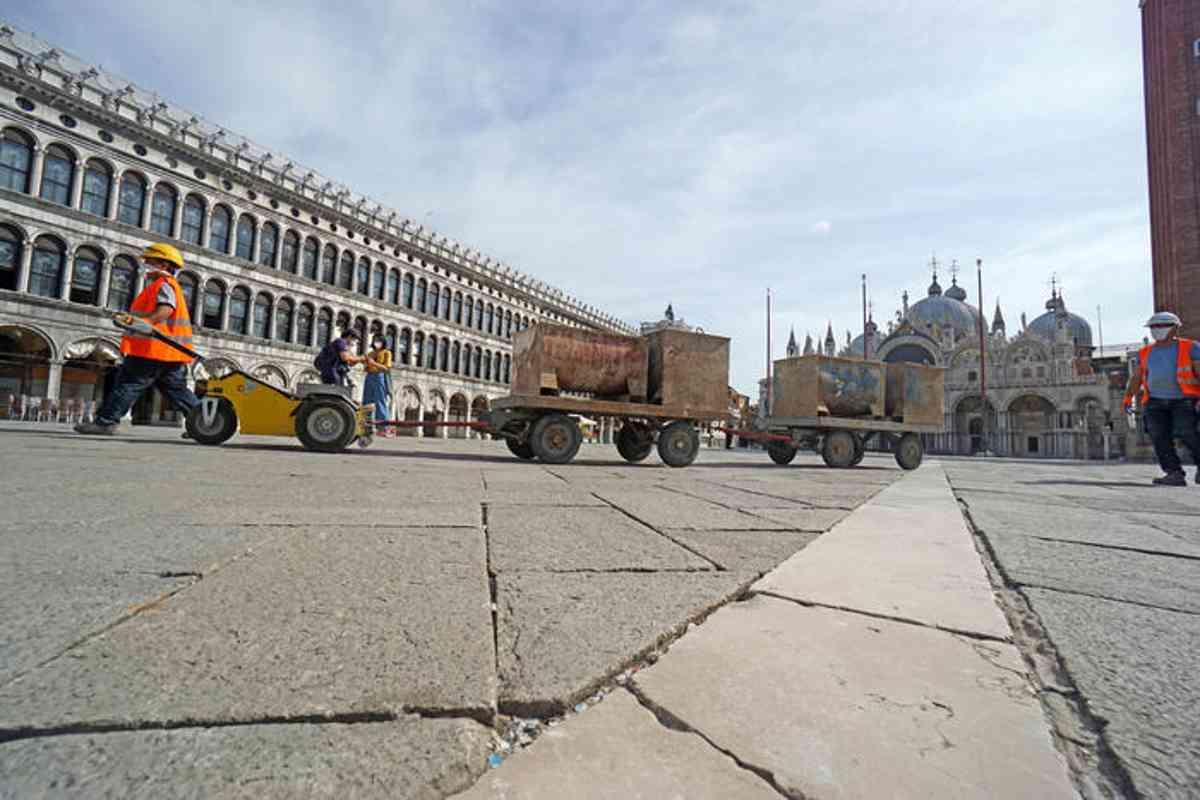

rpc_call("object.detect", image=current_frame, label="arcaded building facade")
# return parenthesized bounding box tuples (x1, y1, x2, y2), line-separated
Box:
(0, 25, 630, 433)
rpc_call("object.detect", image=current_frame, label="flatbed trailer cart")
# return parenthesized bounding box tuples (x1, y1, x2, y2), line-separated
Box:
(726, 415, 940, 471)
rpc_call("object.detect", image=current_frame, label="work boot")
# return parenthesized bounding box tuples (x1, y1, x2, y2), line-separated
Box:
(1153, 472, 1187, 487)
(74, 421, 116, 436)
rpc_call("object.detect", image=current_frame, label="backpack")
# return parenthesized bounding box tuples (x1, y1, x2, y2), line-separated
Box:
(313, 341, 338, 373)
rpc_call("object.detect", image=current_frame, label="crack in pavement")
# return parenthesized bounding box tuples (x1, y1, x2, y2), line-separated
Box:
(1006, 581, 1200, 617)
(589, 492, 726, 571)
(1028, 535, 1200, 563)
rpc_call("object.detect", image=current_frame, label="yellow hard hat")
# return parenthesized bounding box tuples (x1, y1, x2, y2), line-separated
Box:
(141, 242, 184, 269)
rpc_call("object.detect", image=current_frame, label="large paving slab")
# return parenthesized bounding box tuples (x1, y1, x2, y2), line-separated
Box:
(665, 529, 819, 573)
(591, 488, 792, 531)
(0, 716, 490, 800)
(1024, 588, 1200, 798)
(454, 690, 778, 800)
(0, 526, 496, 733)
(487, 506, 711, 572)
(756, 465, 1011, 640)
(495, 571, 756, 715)
(634, 595, 1075, 800)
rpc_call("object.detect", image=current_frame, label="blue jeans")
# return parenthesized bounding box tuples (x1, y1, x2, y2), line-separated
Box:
(1144, 397, 1200, 475)
(95, 356, 199, 426)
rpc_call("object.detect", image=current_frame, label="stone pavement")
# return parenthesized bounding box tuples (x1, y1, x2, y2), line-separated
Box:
(0, 422, 893, 798)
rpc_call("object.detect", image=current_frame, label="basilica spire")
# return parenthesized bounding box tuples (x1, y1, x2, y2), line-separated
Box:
(786, 327, 799, 357)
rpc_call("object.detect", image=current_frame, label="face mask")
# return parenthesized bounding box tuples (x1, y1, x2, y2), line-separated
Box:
(374, 341, 385, 350)
(1151, 327, 1172, 342)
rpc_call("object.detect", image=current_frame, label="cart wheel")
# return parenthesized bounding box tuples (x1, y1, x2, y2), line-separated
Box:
(295, 399, 358, 452)
(821, 430, 858, 468)
(894, 433, 924, 470)
(357, 434, 374, 449)
(530, 413, 582, 464)
(616, 423, 653, 463)
(185, 397, 237, 445)
(658, 420, 700, 468)
(505, 437, 536, 460)
(850, 434, 866, 467)
(767, 440, 797, 465)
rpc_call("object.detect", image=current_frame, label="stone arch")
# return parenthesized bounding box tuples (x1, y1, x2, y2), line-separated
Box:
(193, 356, 241, 380)
(3, 123, 42, 150)
(396, 384, 422, 437)
(294, 368, 321, 386)
(1006, 393, 1057, 457)
(0, 324, 56, 404)
(876, 334, 940, 366)
(423, 389, 447, 437)
(60, 336, 122, 406)
(448, 392, 470, 438)
(250, 363, 288, 388)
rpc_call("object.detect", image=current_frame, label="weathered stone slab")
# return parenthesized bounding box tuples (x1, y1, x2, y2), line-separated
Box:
(484, 481, 607, 507)
(456, 690, 778, 800)
(0, 716, 489, 800)
(735, 506, 851, 531)
(592, 489, 791, 531)
(1024, 588, 1200, 798)
(488, 507, 711, 572)
(665, 529, 819, 573)
(634, 595, 1075, 800)
(0, 527, 496, 733)
(982, 531, 1200, 614)
(496, 571, 755, 715)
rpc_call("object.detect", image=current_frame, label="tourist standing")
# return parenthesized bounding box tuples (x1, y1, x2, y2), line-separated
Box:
(1124, 311, 1200, 486)
(363, 335, 394, 434)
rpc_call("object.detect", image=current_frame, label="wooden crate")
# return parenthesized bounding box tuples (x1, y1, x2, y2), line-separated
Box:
(773, 355, 886, 418)
(511, 324, 649, 399)
(645, 329, 731, 417)
(885, 362, 945, 426)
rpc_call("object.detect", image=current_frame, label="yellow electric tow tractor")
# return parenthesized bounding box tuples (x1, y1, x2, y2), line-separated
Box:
(112, 314, 375, 452)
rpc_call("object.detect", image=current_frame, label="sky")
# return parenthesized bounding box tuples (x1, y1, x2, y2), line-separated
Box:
(6, 1, 1152, 394)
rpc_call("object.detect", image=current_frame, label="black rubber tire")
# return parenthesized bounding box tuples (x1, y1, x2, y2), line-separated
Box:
(530, 413, 582, 465)
(850, 434, 866, 467)
(894, 433, 924, 470)
(616, 424, 653, 463)
(657, 420, 700, 468)
(505, 437, 536, 460)
(767, 440, 797, 465)
(295, 399, 358, 453)
(185, 397, 238, 445)
(822, 430, 858, 468)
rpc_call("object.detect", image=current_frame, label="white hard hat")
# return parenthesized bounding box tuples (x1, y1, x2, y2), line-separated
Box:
(1146, 311, 1182, 327)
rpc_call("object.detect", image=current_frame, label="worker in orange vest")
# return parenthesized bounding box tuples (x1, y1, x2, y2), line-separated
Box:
(1123, 311, 1200, 486)
(75, 243, 199, 435)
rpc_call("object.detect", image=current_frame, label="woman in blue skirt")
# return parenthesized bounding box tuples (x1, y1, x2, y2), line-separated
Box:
(362, 334, 394, 435)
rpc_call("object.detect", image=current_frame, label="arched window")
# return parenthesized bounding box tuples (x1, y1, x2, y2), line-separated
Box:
(503, 354, 511, 384)
(465, 296, 475, 327)
(356, 257, 370, 295)
(426, 334, 438, 369)
(386, 269, 400, 304)
(484, 350, 493, 381)
(460, 344, 470, 376)
(452, 341, 462, 374)
(442, 287, 452, 320)
(336, 310, 351, 336)
(316, 307, 333, 346)
(402, 274, 415, 308)
(70, 246, 102, 305)
(0, 226, 21, 292)
(473, 347, 482, 378)
(338, 251, 354, 290)
(150, 184, 177, 236)
(259, 222, 279, 267)
(302, 237, 319, 280)
(439, 337, 449, 371)
(413, 332, 425, 367)
(416, 279, 428, 313)
(39, 144, 73, 205)
(429, 282, 441, 316)
(297, 303, 315, 346)
(209, 205, 232, 252)
(372, 263, 385, 300)
(81, 160, 112, 216)
(505, 310, 513, 338)
(228, 286, 250, 334)
(177, 272, 198, 318)
(353, 316, 367, 354)
(0, 128, 34, 192)
(369, 319, 383, 345)
(477, 303, 485, 331)
(453, 292, 463, 324)
(493, 352, 503, 383)
(29, 236, 65, 298)
(399, 328, 412, 365)
(106, 255, 137, 310)
(322, 244, 338, 284)
(253, 293, 273, 339)
(202, 279, 226, 329)
(485, 303, 495, 335)
(282, 230, 300, 273)
(181, 194, 205, 244)
(275, 298, 293, 342)
(117, 173, 147, 227)
(235, 214, 256, 260)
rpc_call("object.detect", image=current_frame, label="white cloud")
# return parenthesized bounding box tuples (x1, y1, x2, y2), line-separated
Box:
(811, 221, 832, 235)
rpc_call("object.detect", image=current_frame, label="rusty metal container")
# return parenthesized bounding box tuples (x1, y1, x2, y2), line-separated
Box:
(645, 329, 731, 415)
(511, 324, 649, 398)
(885, 362, 945, 426)
(772, 355, 886, 418)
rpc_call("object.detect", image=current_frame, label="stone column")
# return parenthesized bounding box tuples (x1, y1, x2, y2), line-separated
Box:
(139, 187, 153, 230)
(172, 199, 184, 240)
(107, 171, 121, 220)
(226, 219, 236, 257)
(69, 159, 85, 209)
(287, 303, 298, 343)
(18, 237, 33, 293)
(200, 205, 211, 247)
(219, 288, 230, 331)
(47, 360, 64, 402)
(441, 404, 448, 439)
(27, 146, 44, 197)
(59, 250, 75, 301)
(416, 402, 424, 438)
(251, 222, 262, 264)
(97, 256, 112, 309)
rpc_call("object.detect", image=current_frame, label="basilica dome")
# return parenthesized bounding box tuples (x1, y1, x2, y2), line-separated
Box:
(1028, 293, 1093, 347)
(905, 275, 978, 339)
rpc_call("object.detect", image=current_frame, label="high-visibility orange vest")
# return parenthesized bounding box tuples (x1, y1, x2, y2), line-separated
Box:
(1135, 337, 1200, 404)
(120, 272, 194, 364)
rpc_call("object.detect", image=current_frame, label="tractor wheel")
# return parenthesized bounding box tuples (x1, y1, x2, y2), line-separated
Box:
(506, 437, 536, 460)
(821, 430, 858, 468)
(850, 434, 866, 467)
(185, 397, 238, 445)
(894, 433, 924, 471)
(295, 398, 358, 453)
(530, 413, 583, 465)
(767, 440, 798, 465)
(657, 420, 700, 468)
(616, 423, 653, 463)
